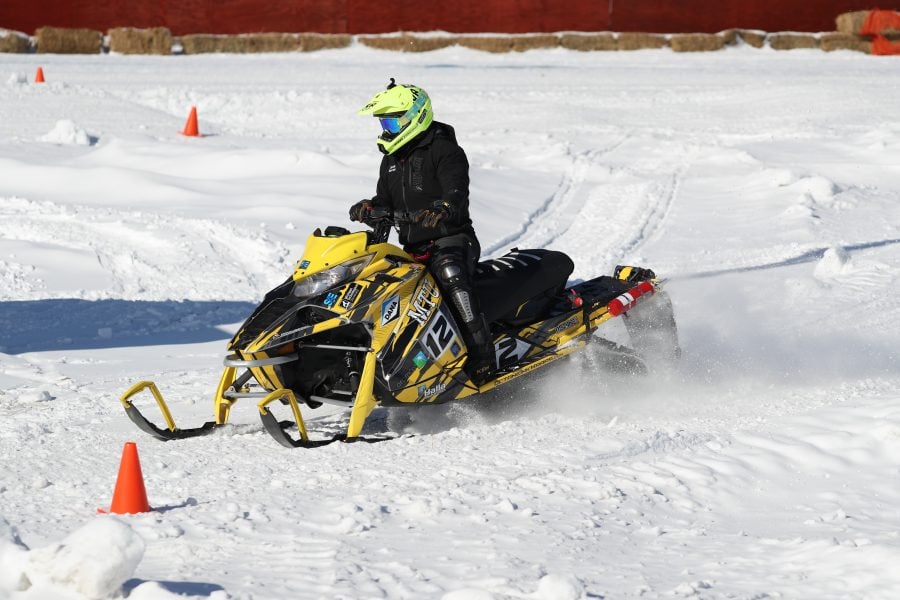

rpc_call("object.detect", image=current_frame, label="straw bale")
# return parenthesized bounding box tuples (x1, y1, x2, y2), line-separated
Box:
(108, 27, 172, 55)
(457, 36, 515, 53)
(510, 34, 559, 51)
(768, 33, 819, 50)
(835, 11, 869, 35)
(181, 35, 232, 54)
(670, 33, 725, 52)
(559, 33, 617, 51)
(0, 29, 31, 53)
(180, 33, 301, 54)
(718, 29, 739, 46)
(819, 32, 871, 53)
(737, 29, 766, 48)
(300, 33, 351, 51)
(36, 27, 102, 54)
(358, 35, 456, 52)
(617, 32, 668, 51)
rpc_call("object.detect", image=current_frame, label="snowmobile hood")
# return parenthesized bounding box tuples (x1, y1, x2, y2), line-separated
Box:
(293, 229, 371, 281)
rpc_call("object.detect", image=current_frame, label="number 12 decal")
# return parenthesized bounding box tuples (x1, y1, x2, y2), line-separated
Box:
(424, 313, 455, 359)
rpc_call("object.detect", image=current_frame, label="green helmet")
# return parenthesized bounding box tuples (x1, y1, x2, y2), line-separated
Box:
(358, 78, 433, 155)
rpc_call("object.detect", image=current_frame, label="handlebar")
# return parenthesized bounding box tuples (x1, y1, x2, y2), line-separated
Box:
(363, 207, 419, 244)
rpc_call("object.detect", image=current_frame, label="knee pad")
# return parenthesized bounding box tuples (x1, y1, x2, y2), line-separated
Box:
(432, 253, 476, 323)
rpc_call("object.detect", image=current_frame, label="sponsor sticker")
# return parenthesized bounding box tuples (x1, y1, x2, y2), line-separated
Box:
(412, 350, 428, 369)
(341, 283, 362, 309)
(323, 291, 339, 308)
(450, 341, 461, 357)
(381, 295, 400, 326)
(407, 278, 440, 326)
(417, 382, 447, 399)
(298, 259, 310, 269)
(552, 315, 580, 334)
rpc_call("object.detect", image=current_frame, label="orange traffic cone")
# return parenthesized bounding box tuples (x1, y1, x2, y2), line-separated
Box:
(34, 67, 45, 83)
(100, 442, 151, 514)
(181, 106, 199, 137)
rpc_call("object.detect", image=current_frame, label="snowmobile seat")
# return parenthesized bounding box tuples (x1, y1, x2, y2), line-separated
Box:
(475, 249, 574, 326)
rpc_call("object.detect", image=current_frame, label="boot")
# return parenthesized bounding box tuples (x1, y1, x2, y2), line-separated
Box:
(464, 315, 495, 386)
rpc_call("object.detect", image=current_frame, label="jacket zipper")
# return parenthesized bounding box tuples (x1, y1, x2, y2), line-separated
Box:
(399, 157, 411, 215)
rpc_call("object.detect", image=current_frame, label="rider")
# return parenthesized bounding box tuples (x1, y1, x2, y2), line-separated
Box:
(350, 79, 495, 386)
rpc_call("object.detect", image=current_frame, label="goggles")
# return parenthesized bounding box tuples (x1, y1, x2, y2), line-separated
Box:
(379, 115, 408, 134)
(377, 93, 428, 136)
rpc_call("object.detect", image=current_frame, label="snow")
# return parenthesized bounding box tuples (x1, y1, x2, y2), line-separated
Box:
(24, 518, 144, 599)
(1, 46, 900, 599)
(38, 120, 95, 146)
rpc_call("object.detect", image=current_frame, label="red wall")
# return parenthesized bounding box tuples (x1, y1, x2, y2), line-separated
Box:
(2, 1, 898, 35)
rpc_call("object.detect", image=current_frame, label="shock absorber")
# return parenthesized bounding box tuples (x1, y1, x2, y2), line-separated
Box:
(345, 351, 360, 393)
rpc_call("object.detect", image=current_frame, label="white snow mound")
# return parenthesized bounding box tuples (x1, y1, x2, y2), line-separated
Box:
(39, 119, 94, 146)
(814, 245, 853, 280)
(24, 517, 145, 599)
(534, 574, 584, 600)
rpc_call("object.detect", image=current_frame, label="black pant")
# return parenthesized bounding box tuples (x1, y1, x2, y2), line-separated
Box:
(412, 234, 494, 381)
(406, 234, 480, 319)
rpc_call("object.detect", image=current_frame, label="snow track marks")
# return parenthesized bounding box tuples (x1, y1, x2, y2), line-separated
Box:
(0, 197, 288, 301)
(499, 135, 693, 276)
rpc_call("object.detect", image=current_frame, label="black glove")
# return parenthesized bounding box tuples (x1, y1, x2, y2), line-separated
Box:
(414, 201, 451, 229)
(349, 200, 373, 223)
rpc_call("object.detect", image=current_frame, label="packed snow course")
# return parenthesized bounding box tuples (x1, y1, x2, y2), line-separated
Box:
(1, 46, 899, 600)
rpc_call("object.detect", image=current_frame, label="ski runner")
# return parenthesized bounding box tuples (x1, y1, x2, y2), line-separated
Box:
(350, 79, 495, 385)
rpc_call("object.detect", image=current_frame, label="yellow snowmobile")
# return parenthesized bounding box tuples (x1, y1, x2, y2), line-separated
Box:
(119, 214, 679, 447)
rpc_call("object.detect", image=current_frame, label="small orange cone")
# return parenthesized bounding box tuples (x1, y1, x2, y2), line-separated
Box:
(181, 106, 199, 137)
(100, 442, 151, 514)
(34, 67, 45, 83)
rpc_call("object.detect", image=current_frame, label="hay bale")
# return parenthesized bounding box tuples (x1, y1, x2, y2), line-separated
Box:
(737, 29, 766, 48)
(0, 29, 31, 53)
(819, 32, 871, 53)
(670, 33, 725, 52)
(36, 27, 102, 54)
(559, 33, 617, 51)
(242, 34, 303, 52)
(180, 35, 209, 53)
(300, 33, 351, 51)
(181, 34, 231, 54)
(718, 29, 739, 46)
(108, 27, 172, 55)
(835, 11, 870, 35)
(617, 32, 668, 51)
(457, 36, 514, 53)
(358, 35, 455, 52)
(768, 33, 819, 50)
(181, 33, 307, 54)
(510, 34, 559, 51)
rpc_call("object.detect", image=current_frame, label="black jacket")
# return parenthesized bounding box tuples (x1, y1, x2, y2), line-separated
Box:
(371, 122, 474, 247)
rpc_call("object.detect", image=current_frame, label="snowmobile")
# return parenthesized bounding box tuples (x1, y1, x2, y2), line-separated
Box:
(119, 212, 679, 447)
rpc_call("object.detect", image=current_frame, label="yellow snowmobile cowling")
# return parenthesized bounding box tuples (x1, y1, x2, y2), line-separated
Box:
(118, 219, 680, 448)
